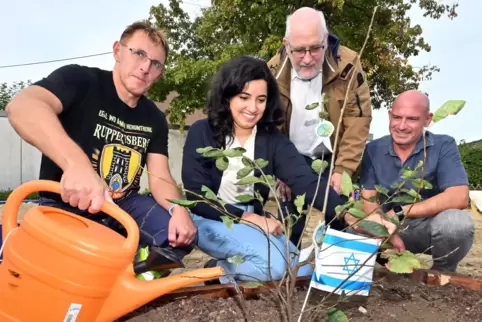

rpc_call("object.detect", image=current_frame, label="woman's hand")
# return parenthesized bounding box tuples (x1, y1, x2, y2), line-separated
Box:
(241, 212, 284, 236)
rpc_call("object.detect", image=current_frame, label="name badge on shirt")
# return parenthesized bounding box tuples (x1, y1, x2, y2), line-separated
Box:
(315, 120, 334, 138)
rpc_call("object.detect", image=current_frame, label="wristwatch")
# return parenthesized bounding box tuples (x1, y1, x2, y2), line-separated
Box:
(168, 203, 178, 216)
(393, 205, 405, 221)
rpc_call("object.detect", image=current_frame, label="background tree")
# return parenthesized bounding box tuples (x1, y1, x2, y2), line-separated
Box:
(146, 0, 459, 126)
(458, 140, 482, 188)
(0, 80, 32, 110)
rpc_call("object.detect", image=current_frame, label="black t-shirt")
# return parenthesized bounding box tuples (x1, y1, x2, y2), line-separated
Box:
(33, 64, 169, 202)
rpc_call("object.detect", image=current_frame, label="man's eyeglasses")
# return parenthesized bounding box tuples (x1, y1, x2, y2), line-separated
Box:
(120, 43, 165, 73)
(289, 43, 325, 59)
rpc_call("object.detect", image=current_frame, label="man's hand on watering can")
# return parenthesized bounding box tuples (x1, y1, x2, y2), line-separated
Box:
(168, 206, 197, 247)
(60, 163, 111, 214)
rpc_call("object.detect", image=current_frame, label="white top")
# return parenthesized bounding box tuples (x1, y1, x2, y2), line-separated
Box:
(289, 68, 331, 159)
(217, 127, 257, 204)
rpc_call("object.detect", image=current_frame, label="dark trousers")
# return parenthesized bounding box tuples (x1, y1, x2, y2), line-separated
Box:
(38, 192, 194, 259)
(278, 154, 346, 247)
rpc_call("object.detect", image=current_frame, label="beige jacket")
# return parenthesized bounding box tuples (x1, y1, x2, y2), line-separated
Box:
(267, 37, 372, 176)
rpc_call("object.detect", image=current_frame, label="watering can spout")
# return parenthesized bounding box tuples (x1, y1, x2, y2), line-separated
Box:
(96, 266, 224, 322)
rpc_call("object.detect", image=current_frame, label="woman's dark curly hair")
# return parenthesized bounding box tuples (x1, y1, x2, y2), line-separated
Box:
(206, 55, 284, 148)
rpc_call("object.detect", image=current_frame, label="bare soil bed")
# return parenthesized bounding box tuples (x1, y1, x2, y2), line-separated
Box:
(119, 272, 482, 322)
(2, 204, 482, 321)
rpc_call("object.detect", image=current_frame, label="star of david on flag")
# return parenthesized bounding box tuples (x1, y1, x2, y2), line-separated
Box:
(310, 226, 381, 296)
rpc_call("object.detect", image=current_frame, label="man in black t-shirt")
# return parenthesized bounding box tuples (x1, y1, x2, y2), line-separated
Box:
(6, 21, 197, 269)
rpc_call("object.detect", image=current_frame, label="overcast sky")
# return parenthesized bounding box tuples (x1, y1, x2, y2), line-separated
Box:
(1, 0, 479, 143)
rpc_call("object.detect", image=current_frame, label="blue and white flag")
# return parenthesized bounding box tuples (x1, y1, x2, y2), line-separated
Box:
(310, 226, 381, 296)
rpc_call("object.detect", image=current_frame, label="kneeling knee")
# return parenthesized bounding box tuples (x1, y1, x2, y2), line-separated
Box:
(259, 252, 289, 281)
(435, 209, 475, 239)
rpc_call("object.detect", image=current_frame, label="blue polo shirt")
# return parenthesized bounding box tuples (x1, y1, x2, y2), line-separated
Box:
(360, 131, 468, 212)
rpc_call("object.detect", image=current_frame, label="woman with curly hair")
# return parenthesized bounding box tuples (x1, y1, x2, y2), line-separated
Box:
(182, 55, 345, 284)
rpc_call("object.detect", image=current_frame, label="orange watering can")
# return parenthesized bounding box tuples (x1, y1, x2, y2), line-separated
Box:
(0, 180, 223, 322)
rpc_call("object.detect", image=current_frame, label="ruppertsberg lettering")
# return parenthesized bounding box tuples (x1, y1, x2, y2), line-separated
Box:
(93, 124, 150, 149)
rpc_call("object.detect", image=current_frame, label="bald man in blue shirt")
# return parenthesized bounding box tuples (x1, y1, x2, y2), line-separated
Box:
(346, 90, 474, 272)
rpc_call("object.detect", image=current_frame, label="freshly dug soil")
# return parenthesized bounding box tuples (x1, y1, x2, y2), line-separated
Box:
(119, 273, 482, 322)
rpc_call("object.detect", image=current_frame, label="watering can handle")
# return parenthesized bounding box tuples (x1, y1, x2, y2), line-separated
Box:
(1, 180, 139, 252)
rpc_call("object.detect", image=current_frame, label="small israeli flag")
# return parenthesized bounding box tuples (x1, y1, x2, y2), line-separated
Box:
(310, 226, 381, 296)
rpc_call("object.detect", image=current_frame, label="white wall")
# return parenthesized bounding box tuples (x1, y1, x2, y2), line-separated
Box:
(0, 112, 188, 193)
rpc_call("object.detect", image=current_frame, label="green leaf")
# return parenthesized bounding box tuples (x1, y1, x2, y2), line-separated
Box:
(365, 196, 378, 203)
(204, 150, 225, 158)
(294, 193, 306, 214)
(201, 185, 218, 201)
(263, 175, 276, 187)
(386, 250, 421, 273)
(236, 176, 264, 185)
(380, 211, 399, 225)
(347, 207, 366, 219)
(415, 160, 424, 170)
(216, 156, 229, 171)
(374, 184, 389, 196)
(390, 181, 405, 189)
(236, 166, 253, 179)
(227, 253, 245, 266)
(401, 168, 418, 180)
(242, 281, 264, 288)
(335, 201, 352, 216)
(305, 102, 319, 110)
(223, 147, 246, 157)
(311, 159, 329, 174)
(319, 111, 329, 119)
(327, 308, 349, 322)
(406, 188, 421, 199)
(166, 199, 197, 208)
(432, 106, 449, 123)
(357, 220, 390, 237)
(254, 158, 269, 169)
(241, 157, 253, 167)
(235, 194, 255, 202)
(411, 178, 433, 189)
(444, 100, 466, 115)
(255, 191, 264, 203)
(196, 146, 213, 154)
(354, 200, 364, 210)
(221, 215, 234, 230)
(340, 171, 353, 197)
(391, 195, 416, 204)
(381, 241, 393, 249)
(432, 100, 466, 123)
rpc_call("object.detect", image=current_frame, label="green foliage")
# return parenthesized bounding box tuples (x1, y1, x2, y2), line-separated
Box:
(327, 308, 349, 322)
(221, 215, 235, 230)
(242, 281, 265, 288)
(0, 190, 39, 201)
(432, 100, 466, 123)
(227, 253, 245, 268)
(294, 193, 306, 214)
(357, 220, 390, 237)
(0, 80, 32, 110)
(340, 171, 353, 197)
(347, 207, 366, 219)
(201, 185, 218, 201)
(146, 0, 459, 124)
(166, 198, 197, 207)
(383, 250, 421, 273)
(459, 142, 482, 187)
(312, 159, 329, 174)
(305, 102, 319, 110)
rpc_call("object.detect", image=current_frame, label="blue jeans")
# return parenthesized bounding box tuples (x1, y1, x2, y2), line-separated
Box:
(38, 192, 195, 258)
(192, 204, 313, 284)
